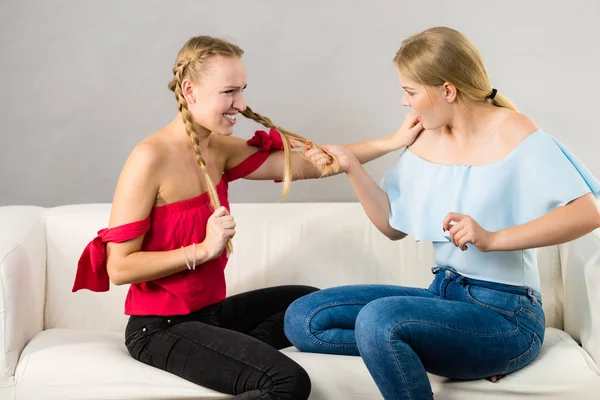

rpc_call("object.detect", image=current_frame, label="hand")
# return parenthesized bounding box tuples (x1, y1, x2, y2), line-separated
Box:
(302, 142, 358, 174)
(442, 213, 496, 252)
(389, 112, 424, 150)
(201, 206, 236, 260)
(486, 375, 504, 383)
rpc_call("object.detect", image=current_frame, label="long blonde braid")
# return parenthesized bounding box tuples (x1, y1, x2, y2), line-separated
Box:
(241, 107, 339, 198)
(168, 36, 338, 254)
(168, 37, 243, 255)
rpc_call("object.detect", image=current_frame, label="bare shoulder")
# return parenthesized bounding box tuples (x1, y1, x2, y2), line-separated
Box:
(210, 133, 249, 153)
(109, 134, 167, 227)
(497, 110, 540, 146)
(407, 128, 442, 153)
(128, 137, 166, 170)
(211, 133, 260, 170)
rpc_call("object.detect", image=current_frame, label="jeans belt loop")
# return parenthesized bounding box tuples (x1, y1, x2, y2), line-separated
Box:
(527, 288, 538, 305)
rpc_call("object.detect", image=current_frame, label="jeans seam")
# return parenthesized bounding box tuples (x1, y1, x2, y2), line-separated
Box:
(388, 324, 416, 400)
(304, 301, 371, 348)
(158, 328, 277, 387)
(520, 307, 545, 326)
(465, 285, 522, 315)
(389, 317, 519, 338)
(141, 348, 154, 365)
(499, 332, 541, 375)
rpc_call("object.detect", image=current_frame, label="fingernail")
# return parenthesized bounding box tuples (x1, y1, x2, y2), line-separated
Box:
(306, 142, 312, 147)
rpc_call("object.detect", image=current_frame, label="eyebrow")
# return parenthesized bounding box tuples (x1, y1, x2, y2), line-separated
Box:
(224, 84, 248, 89)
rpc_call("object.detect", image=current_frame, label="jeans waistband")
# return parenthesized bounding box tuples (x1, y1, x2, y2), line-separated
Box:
(432, 266, 542, 305)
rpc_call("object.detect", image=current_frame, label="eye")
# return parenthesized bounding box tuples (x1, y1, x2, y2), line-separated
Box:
(223, 89, 235, 95)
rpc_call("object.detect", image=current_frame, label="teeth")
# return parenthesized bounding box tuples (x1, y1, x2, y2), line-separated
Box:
(224, 114, 236, 122)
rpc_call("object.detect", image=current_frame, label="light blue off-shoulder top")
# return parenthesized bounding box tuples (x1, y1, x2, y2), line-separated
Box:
(380, 130, 600, 291)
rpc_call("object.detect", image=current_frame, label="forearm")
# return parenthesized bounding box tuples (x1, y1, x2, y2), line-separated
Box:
(290, 151, 342, 180)
(492, 194, 600, 251)
(290, 135, 400, 180)
(345, 134, 398, 164)
(108, 244, 210, 285)
(347, 162, 406, 240)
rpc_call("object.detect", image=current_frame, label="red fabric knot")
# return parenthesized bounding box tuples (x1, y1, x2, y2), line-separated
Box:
(72, 217, 151, 293)
(247, 128, 285, 152)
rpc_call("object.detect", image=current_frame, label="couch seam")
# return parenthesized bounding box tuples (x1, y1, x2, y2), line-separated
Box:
(0, 217, 46, 379)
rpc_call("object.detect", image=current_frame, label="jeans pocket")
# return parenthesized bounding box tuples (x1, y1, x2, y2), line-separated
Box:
(501, 332, 542, 375)
(466, 285, 522, 314)
(125, 322, 163, 362)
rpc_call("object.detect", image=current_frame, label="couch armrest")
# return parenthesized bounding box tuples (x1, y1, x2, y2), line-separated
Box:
(0, 206, 46, 383)
(559, 225, 600, 367)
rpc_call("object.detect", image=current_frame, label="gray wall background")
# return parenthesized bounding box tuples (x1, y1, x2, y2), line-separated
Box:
(1, 0, 599, 207)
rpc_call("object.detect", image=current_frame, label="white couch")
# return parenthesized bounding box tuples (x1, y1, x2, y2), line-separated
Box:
(1, 202, 600, 400)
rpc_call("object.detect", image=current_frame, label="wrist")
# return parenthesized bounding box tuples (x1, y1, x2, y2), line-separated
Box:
(195, 242, 212, 262)
(488, 231, 504, 252)
(346, 156, 362, 176)
(385, 132, 409, 151)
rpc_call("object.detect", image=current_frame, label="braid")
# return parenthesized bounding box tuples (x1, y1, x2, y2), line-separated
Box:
(241, 106, 339, 198)
(172, 53, 233, 256)
(168, 35, 336, 255)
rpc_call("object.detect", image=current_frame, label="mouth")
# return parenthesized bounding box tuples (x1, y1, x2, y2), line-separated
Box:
(223, 113, 237, 125)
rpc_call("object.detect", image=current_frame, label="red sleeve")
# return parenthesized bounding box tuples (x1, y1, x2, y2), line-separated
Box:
(72, 217, 151, 293)
(224, 128, 285, 182)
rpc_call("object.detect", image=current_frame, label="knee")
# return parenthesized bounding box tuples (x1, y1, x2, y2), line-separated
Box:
(355, 300, 385, 350)
(355, 298, 407, 352)
(283, 295, 313, 350)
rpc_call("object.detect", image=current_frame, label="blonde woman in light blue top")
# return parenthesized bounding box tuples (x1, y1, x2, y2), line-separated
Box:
(284, 27, 600, 400)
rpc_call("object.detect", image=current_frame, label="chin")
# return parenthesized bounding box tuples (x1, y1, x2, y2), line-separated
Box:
(423, 121, 443, 131)
(212, 126, 235, 136)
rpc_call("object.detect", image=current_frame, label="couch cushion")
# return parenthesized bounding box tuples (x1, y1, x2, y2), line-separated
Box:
(13, 328, 600, 400)
(45, 204, 564, 332)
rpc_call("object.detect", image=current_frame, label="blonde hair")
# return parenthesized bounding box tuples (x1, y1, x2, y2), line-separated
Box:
(168, 36, 338, 254)
(393, 27, 518, 112)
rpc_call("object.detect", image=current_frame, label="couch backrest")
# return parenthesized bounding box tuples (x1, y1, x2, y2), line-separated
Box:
(43, 203, 565, 333)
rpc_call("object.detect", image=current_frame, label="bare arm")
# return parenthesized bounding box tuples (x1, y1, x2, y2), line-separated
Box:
(223, 113, 423, 181)
(344, 134, 401, 164)
(444, 193, 600, 252)
(345, 156, 406, 240)
(219, 135, 328, 180)
(492, 193, 600, 251)
(105, 143, 212, 286)
(346, 113, 423, 164)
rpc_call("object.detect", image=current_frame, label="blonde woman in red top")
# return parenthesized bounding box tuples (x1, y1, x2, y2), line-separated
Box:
(74, 36, 423, 399)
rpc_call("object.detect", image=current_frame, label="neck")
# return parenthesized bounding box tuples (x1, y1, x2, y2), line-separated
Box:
(441, 101, 498, 145)
(168, 113, 212, 147)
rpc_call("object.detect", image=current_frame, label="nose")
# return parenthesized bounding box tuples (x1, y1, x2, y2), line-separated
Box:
(401, 93, 410, 107)
(234, 93, 246, 112)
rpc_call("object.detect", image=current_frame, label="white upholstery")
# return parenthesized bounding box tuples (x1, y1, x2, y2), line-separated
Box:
(1, 203, 600, 399)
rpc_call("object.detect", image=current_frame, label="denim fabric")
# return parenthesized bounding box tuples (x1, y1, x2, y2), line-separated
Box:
(126, 285, 318, 400)
(284, 268, 545, 400)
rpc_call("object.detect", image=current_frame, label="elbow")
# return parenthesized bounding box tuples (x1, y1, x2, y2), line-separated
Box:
(388, 232, 407, 241)
(588, 198, 600, 230)
(106, 261, 127, 286)
(385, 229, 407, 241)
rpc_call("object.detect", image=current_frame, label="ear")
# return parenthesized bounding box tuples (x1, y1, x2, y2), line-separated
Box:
(181, 79, 196, 104)
(442, 82, 458, 103)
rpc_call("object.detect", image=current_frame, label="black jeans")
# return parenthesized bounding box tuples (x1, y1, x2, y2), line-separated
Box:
(125, 285, 319, 399)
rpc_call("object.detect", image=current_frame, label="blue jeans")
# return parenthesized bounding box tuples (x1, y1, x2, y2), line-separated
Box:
(284, 267, 545, 400)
